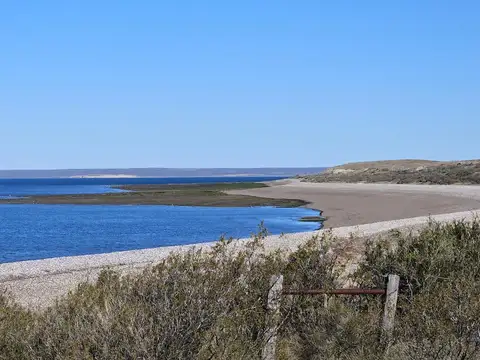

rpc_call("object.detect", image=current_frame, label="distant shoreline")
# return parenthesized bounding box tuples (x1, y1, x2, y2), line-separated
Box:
(0, 175, 291, 180)
(69, 174, 139, 179)
(0, 167, 327, 179)
(65, 174, 284, 179)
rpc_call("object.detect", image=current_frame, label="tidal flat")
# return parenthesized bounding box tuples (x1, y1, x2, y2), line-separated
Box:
(0, 182, 309, 208)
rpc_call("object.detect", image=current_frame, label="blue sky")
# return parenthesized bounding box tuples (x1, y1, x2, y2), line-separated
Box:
(1, 1, 479, 169)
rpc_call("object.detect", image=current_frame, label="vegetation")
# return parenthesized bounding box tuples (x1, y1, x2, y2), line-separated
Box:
(2, 219, 480, 359)
(114, 182, 271, 191)
(0, 182, 308, 207)
(301, 159, 480, 184)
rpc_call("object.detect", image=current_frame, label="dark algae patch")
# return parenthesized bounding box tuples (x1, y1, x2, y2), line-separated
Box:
(299, 216, 326, 222)
(0, 182, 308, 208)
(299, 210, 327, 226)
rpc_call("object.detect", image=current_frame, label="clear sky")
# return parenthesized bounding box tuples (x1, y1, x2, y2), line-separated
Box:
(1, 1, 479, 169)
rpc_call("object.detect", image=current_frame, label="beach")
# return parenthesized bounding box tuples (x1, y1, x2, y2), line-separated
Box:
(2, 179, 480, 309)
(228, 179, 480, 227)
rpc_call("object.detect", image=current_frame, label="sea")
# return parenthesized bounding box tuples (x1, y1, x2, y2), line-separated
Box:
(0, 177, 319, 263)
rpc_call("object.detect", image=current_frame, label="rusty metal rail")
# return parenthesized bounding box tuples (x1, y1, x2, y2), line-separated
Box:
(282, 288, 386, 296)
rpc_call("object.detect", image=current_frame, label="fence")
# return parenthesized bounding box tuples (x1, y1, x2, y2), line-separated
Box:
(262, 274, 400, 360)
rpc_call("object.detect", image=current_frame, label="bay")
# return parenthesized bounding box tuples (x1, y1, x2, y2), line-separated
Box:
(0, 177, 319, 263)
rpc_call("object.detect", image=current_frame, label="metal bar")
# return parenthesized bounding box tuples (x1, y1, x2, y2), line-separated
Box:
(282, 288, 386, 296)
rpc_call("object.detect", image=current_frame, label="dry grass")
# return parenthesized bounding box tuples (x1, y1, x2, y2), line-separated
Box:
(2, 220, 480, 359)
(331, 159, 443, 170)
(301, 159, 480, 184)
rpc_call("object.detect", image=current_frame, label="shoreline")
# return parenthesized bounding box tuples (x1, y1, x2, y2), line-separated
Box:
(228, 179, 480, 227)
(2, 208, 480, 309)
(3, 180, 480, 308)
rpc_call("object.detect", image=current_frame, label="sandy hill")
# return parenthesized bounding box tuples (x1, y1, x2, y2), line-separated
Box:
(301, 159, 480, 185)
(330, 159, 441, 171)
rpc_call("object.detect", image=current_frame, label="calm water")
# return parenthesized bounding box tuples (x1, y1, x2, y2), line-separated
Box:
(0, 177, 319, 263)
(0, 205, 318, 263)
(0, 176, 283, 197)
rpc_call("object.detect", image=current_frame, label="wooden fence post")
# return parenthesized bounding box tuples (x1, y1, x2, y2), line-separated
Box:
(262, 274, 284, 360)
(382, 274, 400, 340)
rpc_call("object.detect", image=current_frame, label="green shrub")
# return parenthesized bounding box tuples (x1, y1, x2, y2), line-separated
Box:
(301, 161, 480, 184)
(2, 219, 480, 359)
(353, 218, 480, 359)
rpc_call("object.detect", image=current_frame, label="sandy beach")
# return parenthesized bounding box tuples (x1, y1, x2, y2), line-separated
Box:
(228, 179, 480, 227)
(2, 180, 480, 309)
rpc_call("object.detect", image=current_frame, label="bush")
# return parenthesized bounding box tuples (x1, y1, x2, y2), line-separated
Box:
(353, 218, 480, 359)
(301, 162, 480, 184)
(2, 220, 480, 359)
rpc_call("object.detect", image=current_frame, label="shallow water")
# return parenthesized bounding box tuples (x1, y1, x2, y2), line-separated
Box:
(0, 204, 319, 263)
(0, 176, 320, 263)
(0, 176, 284, 196)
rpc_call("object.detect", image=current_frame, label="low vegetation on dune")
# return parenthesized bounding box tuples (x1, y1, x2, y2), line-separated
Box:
(2, 219, 480, 359)
(300, 159, 480, 184)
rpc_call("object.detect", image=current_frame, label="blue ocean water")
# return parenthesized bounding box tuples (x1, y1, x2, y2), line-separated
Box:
(0, 176, 283, 197)
(0, 205, 318, 263)
(0, 177, 319, 263)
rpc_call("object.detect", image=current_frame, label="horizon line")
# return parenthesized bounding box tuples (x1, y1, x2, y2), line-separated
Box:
(0, 166, 328, 172)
